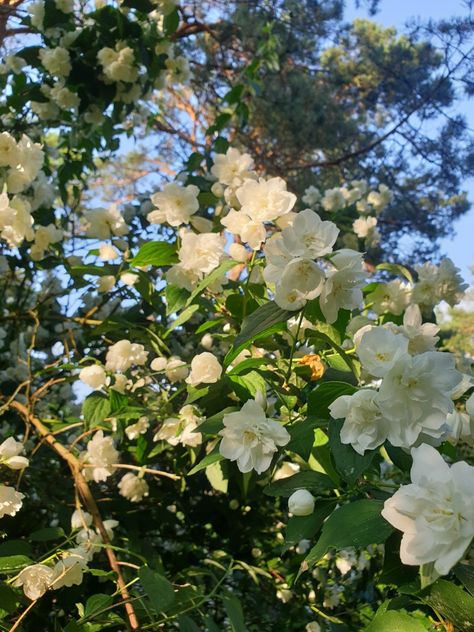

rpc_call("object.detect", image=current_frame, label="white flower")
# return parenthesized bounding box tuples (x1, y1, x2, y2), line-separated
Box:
(71, 509, 93, 530)
(0, 484, 24, 518)
(412, 259, 467, 310)
(79, 365, 106, 390)
(221, 209, 266, 249)
(397, 304, 439, 354)
(274, 258, 325, 311)
(356, 327, 409, 377)
(83, 206, 129, 239)
(367, 280, 411, 316)
(0, 132, 19, 167)
(229, 242, 248, 262)
(99, 243, 120, 261)
(125, 416, 149, 440)
(39, 47, 71, 76)
(118, 473, 149, 502)
(185, 352, 222, 386)
(335, 549, 357, 575)
(382, 444, 474, 575)
(377, 351, 462, 447)
(98, 45, 138, 83)
(219, 399, 290, 474)
(29, 0, 45, 29)
(319, 249, 367, 323)
(0, 437, 29, 470)
(467, 392, 474, 417)
(0, 193, 34, 247)
(302, 186, 321, 207)
(305, 623, 321, 632)
(105, 340, 148, 372)
(288, 489, 315, 516)
(165, 356, 189, 382)
(321, 187, 346, 213)
(148, 182, 199, 227)
(211, 148, 255, 186)
(13, 564, 55, 600)
(236, 177, 296, 221)
(280, 209, 339, 259)
(50, 84, 80, 110)
(52, 551, 87, 589)
(329, 389, 389, 455)
(120, 272, 139, 287)
(174, 231, 225, 278)
(154, 404, 203, 447)
(83, 431, 119, 482)
(353, 216, 377, 239)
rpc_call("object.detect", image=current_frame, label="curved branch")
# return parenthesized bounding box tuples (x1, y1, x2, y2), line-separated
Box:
(9, 400, 140, 632)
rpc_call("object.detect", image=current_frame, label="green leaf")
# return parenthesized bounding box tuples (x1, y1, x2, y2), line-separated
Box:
(264, 470, 334, 497)
(285, 502, 336, 549)
(164, 304, 199, 338)
(225, 301, 292, 365)
(222, 594, 248, 632)
(228, 371, 266, 401)
(0, 555, 33, 574)
(139, 566, 175, 613)
(178, 615, 201, 632)
(188, 448, 224, 475)
(308, 381, 357, 419)
(205, 460, 228, 493)
(165, 284, 190, 315)
(455, 563, 474, 597)
(0, 582, 20, 614)
(131, 241, 178, 267)
(328, 419, 376, 484)
(185, 260, 237, 308)
(365, 611, 428, 631)
(376, 262, 414, 284)
(423, 579, 474, 631)
(286, 419, 322, 461)
(163, 8, 179, 34)
(303, 500, 393, 570)
(29, 527, 65, 541)
(82, 393, 111, 427)
(83, 594, 113, 620)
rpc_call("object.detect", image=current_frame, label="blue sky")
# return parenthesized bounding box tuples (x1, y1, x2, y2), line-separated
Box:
(347, 0, 474, 281)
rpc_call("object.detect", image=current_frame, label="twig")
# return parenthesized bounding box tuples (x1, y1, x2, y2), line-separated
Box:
(9, 401, 140, 632)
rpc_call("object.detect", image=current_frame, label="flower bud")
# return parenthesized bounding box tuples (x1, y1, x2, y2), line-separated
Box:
(288, 489, 315, 516)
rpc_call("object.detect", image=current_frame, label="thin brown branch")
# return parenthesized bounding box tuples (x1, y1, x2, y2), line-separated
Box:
(10, 401, 140, 632)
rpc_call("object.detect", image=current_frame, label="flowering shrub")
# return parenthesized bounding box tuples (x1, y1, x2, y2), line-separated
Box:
(0, 3, 473, 631)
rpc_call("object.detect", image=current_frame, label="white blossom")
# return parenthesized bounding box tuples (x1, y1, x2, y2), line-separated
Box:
(319, 249, 367, 323)
(382, 444, 474, 575)
(0, 437, 29, 470)
(83, 431, 119, 482)
(219, 399, 290, 474)
(13, 564, 55, 600)
(377, 351, 462, 447)
(356, 326, 409, 377)
(0, 484, 24, 518)
(79, 365, 106, 389)
(211, 148, 255, 186)
(186, 352, 222, 386)
(154, 404, 203, 447)
(105, 340, 148, 372)
(148, 182, 199, 227)
(329, 389, 389, 455)
(118, 473, 149, 502)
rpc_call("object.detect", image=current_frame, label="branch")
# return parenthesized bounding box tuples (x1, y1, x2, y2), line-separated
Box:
(9, 400, 140, 632)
